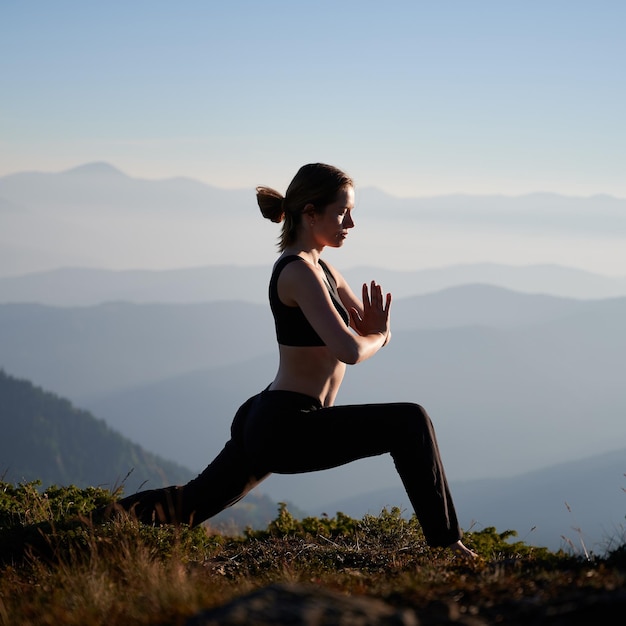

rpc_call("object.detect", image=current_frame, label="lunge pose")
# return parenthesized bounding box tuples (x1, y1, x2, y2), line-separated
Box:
(110, 163, 476, 558)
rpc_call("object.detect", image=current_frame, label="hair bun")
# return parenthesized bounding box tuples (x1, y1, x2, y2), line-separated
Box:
(256, 186, 284, 223)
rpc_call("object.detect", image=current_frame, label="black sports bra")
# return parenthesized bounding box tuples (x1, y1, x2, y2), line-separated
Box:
(269, 255, 350, 347)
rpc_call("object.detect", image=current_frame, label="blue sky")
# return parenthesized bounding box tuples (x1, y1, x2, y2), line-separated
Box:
(2, 0, 625, 197)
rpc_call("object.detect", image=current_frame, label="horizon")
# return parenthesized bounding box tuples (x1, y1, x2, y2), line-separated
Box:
(4, 160, 626, 202)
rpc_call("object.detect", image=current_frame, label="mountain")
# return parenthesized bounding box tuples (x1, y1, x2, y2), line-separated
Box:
(0, 369, 193, 493)
(0, 300, 275, 398)
(3, 164, 625, 232)
(316, 448, 626, 554)
(2, 264, 626, 306)
(0, 163, 273, 276)
(0, 266, 272, 306)
(0, 286, 617, 401)
(0, 162, 251, 215)
(2, 162, 626, 278)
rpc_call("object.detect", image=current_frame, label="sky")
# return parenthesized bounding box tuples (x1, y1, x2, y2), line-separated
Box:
(2, 0, 626, 199)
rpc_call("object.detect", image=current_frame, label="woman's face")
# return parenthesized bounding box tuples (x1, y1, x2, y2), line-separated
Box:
(313, 185, 355, 249)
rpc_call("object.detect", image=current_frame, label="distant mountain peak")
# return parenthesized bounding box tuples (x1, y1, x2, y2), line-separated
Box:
(62, 162, 127, 177)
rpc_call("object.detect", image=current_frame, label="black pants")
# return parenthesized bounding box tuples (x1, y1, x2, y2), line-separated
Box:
(113, 388, 462, 547)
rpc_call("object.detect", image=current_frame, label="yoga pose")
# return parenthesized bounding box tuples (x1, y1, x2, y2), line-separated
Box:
(110, 163, 476, 558)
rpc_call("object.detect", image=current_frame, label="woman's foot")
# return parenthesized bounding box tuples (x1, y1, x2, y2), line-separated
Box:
(448, 540, 479, 559)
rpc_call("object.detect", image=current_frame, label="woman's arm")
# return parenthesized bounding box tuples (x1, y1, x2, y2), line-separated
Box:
(324, 260, 392, 346)
(278, 260, 390, 364)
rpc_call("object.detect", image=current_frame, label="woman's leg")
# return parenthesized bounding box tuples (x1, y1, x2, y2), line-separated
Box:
(244, 391, 461, 547)
(109, 393, 268, 526)
(108, 390, 463, 548)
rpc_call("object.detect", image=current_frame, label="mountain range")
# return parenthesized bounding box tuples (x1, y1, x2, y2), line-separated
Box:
(2, 162, 626, 279)
(2, 263, 626, 306)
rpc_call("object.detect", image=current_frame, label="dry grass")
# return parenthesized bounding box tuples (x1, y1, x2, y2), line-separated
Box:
(1, 485, 624, 625)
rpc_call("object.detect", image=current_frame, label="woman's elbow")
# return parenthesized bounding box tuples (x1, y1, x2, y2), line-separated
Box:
(329, 332, 379, 365)
(331, 341, 360, 365)
(338, 348, 360, 365)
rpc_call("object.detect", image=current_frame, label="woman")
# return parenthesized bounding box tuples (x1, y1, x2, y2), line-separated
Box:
(110, 163, 476, 558)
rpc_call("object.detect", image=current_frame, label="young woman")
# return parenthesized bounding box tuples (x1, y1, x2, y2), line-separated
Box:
(110, 163, 477, 558)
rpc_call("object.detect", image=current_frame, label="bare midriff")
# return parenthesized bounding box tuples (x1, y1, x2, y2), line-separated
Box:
(268, 344, 346, 407)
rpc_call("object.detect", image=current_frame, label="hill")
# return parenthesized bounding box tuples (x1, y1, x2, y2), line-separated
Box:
(2, 263, 626, 306)
(0, 369, 193, 493)
(0, 300, 274, 398)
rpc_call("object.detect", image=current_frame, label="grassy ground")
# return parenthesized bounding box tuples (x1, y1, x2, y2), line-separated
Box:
(1, 482, 624, 625)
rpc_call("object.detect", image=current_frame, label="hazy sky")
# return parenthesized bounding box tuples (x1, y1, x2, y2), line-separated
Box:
(2, 0, 625, 198)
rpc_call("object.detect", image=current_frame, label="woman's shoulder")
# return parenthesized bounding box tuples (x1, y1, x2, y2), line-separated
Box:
(273, 254, 344, 287)
(272, 254, 317, 285)
(273, 254, 303, 272)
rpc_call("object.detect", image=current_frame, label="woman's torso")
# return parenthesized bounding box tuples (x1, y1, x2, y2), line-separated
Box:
(268, 254, 349, 407)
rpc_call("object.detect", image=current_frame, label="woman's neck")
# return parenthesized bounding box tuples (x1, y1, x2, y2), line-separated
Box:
(282, 246, 322, 267)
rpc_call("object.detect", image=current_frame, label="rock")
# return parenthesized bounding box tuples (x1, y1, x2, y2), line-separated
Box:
(184, 582, 421, 625)
(181, 581, 626, 625)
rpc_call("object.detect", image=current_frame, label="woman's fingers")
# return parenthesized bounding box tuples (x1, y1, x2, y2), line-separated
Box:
(358, 281, 392, 336)
(371, 281, 379, 303)
(362, 282, 370, 308)
(363, 281, 389, 311)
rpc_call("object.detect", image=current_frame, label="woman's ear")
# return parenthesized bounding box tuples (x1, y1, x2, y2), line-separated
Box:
(303, 203, 316, 224)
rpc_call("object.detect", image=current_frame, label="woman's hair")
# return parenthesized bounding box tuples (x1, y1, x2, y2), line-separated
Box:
(257, 163, 353, 251)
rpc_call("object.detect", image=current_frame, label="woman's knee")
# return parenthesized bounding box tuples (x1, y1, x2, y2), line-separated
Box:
(396, 402, 434, 435)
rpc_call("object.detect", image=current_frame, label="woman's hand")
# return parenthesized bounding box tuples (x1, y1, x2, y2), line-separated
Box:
(349, 281, 391, 342)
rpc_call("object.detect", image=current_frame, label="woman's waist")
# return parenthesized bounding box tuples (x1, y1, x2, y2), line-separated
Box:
(268, 379, 337, 406)
(272, 349, 345, 405)
(262, 386, 323, 408)
(269, 371, 343, 406)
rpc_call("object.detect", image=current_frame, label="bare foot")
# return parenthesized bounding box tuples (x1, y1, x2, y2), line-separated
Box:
(448, 540, 479, 559)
